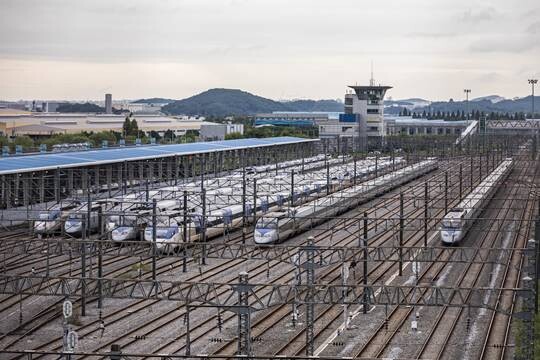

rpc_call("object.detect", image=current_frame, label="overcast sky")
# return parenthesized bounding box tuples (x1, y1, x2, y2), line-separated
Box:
(1, 0, 539, 101)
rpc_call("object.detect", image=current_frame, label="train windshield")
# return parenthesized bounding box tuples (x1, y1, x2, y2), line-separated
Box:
(442, 219, 461, 229)
(68, 213, 84, 220)
(256, 217, 277, 229)
(156, 227, 178, 239)
(39, 210, 60, 220)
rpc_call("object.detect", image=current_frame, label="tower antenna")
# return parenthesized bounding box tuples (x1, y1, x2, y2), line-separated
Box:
(370, 60, 375, 86)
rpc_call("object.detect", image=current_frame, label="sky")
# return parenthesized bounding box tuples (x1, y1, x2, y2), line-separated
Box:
(1, 0, 539, 102)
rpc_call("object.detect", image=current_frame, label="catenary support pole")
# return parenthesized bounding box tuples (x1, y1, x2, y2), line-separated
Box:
(152, 198, 157, 286)
(183, 191, 188, 273)
(305, 236, 315, 356)
(399, 193, 404, 276)
(424, 182, 428, 247)
(363, 212, 368, 314)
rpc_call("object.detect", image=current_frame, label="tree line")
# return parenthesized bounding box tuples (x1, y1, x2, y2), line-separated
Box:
(398, 108, 528, 121)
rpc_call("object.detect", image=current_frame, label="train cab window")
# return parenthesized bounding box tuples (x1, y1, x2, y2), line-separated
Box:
(68, 213, 83, 220)
(256, 217, 277, 229)
(442, 219, 460, 228)
(39, 210, 60, 220)
(156, 227, 178, 239)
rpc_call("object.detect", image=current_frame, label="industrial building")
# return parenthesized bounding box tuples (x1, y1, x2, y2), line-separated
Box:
(384, 117, 469, 135)
(200, 122, 244, 140)
(254, 112, 331, 127)
(0, 136, 317, 208)
(0, 113, 211, 138)
(318, 83, 392, 146)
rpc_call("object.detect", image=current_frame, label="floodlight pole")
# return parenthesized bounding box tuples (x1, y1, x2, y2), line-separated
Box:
(464, 89, 471, 124)
(528, 79, 538, 119)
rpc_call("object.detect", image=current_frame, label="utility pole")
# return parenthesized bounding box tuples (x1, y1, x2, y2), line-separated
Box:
(464, 89, 471, 124)
(528, 79, 538, 119)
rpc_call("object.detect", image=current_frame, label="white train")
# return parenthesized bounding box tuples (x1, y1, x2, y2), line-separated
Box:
(254, 160, 438, 244)
(144, 204, 247, 251)
(141, 160, 402, 250)
(34, 201, 81, 234)
(108, 199, 182, 241)
(136, 158, 408, 250)
(440, 158, 513, 245)
(64, 200, 119, 235)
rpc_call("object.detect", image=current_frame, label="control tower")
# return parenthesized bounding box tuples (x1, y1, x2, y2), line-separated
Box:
(345, 84, 392, 138)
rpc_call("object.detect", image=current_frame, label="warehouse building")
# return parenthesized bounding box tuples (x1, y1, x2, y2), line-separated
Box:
(0, 114, 212, 138)
(254, 112, 331, 127)
(200, 123, 244, 140)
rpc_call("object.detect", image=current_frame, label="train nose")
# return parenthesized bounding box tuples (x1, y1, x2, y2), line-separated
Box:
(441, 230, 462, 244)
(254, 229, 277, 244)
(112, 226, 133, 241)
(65, 220, 82, 234)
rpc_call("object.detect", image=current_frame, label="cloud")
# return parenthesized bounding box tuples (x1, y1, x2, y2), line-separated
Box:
(469, 36, 540, 53)
(475, 72, 504, 82)
(526, 21, 540, 34)
(459, 8, 497, 23)
(407, 32, 460, 39)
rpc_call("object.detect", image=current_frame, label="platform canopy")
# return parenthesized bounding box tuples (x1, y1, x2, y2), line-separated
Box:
(0, 137, 317, 175)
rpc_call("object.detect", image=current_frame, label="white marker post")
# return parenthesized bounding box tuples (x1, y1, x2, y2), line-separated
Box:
(62, 300, 73, 357)
(63, 300, 73, 319)
(66, 330, 78, 352)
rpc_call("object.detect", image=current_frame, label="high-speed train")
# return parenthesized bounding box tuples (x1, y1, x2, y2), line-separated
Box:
(143, 204, 247, 251)
(34, 201, 81, 234)
(64, 200, 119, 235)
(108, 199, 182, 241)
(138, 158, 407, 250)
(440, 158, 513, 245)
(254, 160, 438, 244)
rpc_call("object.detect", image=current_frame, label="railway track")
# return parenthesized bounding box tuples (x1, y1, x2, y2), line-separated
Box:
(0, 156, 490, 356)
(9, 158, 456, 358)
(202, 159, 477, 356)
(390, 159, 532, 359)
(350, 153, 536, 359)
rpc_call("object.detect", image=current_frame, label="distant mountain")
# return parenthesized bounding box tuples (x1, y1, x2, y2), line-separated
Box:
(132, 98, 175, 104)
(385, 98, 431, 109)
(471, 95, 506, 103)
(162, 88, 343, 116)
(57, 102, 104, 113)
(389, 96, 539, 115)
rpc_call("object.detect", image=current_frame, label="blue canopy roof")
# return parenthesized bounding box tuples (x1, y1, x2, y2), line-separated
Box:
(0, 137, 316, 175)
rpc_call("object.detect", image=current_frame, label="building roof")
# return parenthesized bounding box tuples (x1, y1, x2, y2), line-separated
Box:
(0, 108, 31, 115)
(0, 114, 211, 133)
(0, 136, 317, 175)
(348, 85, 393, 90)
(11, 124, 65, 135)
(385, 116, 470, 126)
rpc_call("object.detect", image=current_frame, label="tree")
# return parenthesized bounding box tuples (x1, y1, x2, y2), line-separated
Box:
(130, 118, 139, 136)
(13, 136, 34, 151)
(163, 129, 176, 142)
(148, 130, 161, 141)
(89, 131, 117, 146)
(225, 132, 244, 140)
(122, 116, 132, 137)
(0, 136, 9, 148)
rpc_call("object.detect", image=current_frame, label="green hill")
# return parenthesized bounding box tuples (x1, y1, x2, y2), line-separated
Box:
(162, 88, 342, 116)
(57, 102, 104, 113)
(132, 98, 175, 104)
